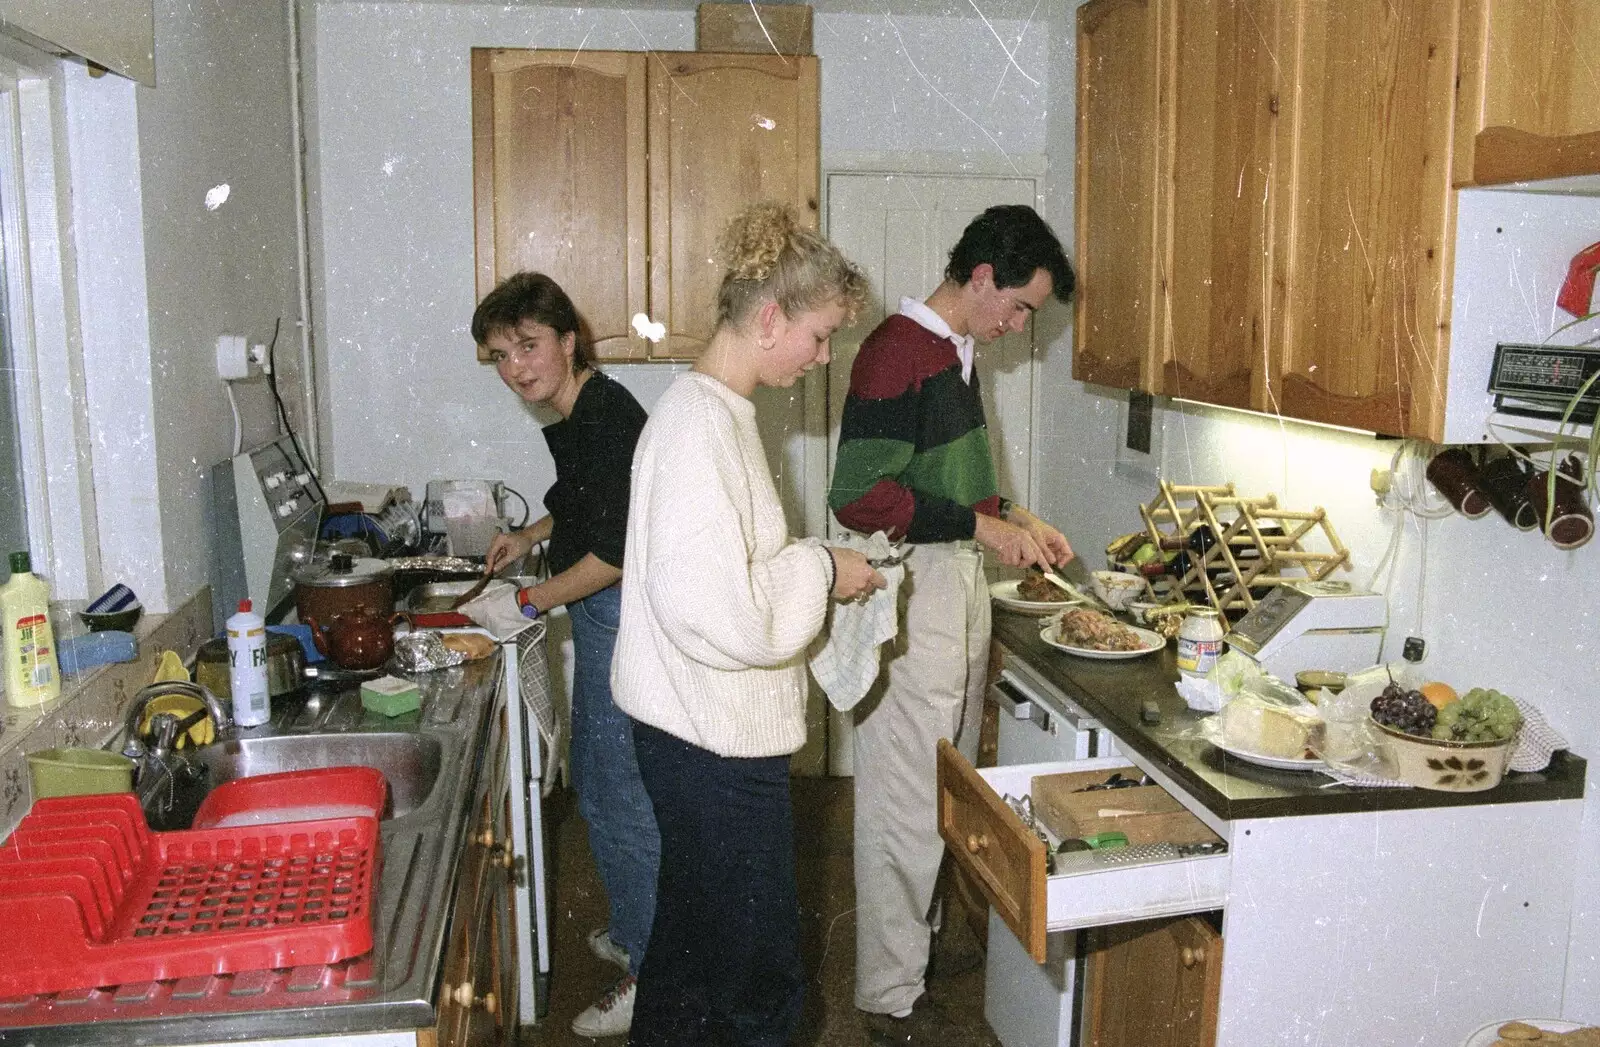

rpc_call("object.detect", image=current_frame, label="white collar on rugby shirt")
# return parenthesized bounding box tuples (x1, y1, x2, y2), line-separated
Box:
(898, 297, 975, 385)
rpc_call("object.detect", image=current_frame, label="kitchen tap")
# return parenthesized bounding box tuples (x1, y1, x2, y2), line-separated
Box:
(122, 681, 231, 818)
(121, 680, 232, 758)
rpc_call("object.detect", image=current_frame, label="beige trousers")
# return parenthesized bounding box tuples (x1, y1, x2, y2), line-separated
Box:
(852, 541, 989, 1015)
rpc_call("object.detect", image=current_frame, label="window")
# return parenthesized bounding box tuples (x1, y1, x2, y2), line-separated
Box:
(0, 255, 25, 563)
(0, 45, 95, 596)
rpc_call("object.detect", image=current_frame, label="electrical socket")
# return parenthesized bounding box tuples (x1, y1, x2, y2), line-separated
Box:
(215, 333, 260, 381)
(249, 343, 271, 375)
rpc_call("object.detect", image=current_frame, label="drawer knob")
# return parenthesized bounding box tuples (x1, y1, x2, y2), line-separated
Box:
(1182, 946, 1206, 968)
(477, 827, 497, 848)
(495, 843, 515, 869)
(451, 981, 498, 1013)
(966, 832, 989, 854)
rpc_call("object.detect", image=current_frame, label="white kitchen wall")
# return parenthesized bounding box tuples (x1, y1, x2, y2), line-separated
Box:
(138, 0, 303, 609)
(1039, 0, 1600, 1020)
(307, 1, 1048, 529)
(55, 0, 301, 610)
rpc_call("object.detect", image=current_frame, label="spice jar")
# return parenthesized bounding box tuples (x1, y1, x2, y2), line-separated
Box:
(1175, 607, 1224, 677)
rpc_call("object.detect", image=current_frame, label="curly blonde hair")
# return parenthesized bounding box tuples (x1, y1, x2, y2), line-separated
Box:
(715, 202, 868, 332)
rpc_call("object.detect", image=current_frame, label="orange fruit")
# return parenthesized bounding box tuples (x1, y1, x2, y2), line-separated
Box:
(1420, 681, 1457, 710)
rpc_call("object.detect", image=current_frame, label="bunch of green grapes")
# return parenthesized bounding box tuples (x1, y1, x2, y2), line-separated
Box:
(1431, 688, 1523, 742)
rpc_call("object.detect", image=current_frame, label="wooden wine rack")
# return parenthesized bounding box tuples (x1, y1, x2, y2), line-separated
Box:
(1138, 481, 1351, 618)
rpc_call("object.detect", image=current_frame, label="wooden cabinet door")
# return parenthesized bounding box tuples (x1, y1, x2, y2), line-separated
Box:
(1083, 915, 1223, 1047)
(1074, 0, 1164, 391)
(1271, 0, 1458, 438)
(1455, 0, 1600, 186)
(1161, 0, 1279, 412)
(472, 49, 650, 361)
(647, 53, 819, 359)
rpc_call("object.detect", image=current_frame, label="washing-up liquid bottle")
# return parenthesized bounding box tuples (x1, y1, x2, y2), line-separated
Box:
(1, 551, 60, 707)
(226, 599, 270, 727)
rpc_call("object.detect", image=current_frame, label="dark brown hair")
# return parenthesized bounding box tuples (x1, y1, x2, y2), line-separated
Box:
(945, 204, 1074, 302)
(471, 272, 593, 372)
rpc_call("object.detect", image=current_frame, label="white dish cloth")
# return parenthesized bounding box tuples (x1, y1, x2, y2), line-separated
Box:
(808, 531, 905, 712)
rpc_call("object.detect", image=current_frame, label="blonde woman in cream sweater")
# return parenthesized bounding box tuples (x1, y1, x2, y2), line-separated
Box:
(612, 202, 880, 1047)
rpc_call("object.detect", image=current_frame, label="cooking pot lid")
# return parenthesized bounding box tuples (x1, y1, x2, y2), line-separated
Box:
(293, 553, 394, 588)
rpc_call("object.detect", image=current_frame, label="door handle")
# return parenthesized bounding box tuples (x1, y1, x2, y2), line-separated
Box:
(993, 679, 1051, 733)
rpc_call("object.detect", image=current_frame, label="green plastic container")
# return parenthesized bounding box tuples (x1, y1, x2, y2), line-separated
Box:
(26, 748, 135, 798)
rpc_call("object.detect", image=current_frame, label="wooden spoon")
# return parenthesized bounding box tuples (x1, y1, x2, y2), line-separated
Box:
(450, 573, 494, 610)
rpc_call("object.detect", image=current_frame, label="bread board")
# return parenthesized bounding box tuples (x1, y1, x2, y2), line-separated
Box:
(1031, 767, 1223, 848)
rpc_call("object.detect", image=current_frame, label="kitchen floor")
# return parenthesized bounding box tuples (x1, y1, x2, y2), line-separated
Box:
(527, 776, 1003, 1046)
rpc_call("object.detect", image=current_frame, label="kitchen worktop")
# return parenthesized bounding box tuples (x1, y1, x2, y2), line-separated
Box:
(0, 656, 502, 1046)
(993, 610, 1586, 821)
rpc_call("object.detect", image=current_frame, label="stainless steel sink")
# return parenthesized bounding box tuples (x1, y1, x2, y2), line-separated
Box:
(193, 732, 444, 819)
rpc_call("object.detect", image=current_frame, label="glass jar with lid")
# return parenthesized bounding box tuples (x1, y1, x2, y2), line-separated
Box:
(1175, 607, 1225, 677)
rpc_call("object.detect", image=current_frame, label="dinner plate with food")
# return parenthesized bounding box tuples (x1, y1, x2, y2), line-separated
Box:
(1040, 608, 1165, 659)
(990, 570, 1092, 614)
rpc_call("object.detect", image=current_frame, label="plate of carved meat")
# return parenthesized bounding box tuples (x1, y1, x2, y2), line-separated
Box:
(1040, 608, 1164, 660)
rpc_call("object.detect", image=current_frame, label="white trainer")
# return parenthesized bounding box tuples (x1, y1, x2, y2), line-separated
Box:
(571, 975, 636, 1038)
(586, 927, 631, 972)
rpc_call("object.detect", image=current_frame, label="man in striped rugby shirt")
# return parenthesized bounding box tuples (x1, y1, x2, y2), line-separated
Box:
(830, 204, 1076, 1042)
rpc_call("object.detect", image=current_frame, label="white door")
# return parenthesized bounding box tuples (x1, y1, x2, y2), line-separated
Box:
(820, 173, 1040, 775)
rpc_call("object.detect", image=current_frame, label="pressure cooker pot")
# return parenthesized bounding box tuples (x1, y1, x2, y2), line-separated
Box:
(292, 552, 395, 623)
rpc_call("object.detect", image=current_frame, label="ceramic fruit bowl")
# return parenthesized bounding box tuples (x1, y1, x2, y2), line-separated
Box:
(1090, 569, 1144, 613)
(1371, 719, 1516, 792)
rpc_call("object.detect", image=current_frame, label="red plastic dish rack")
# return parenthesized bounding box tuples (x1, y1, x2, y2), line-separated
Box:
(0, 791, 379, 998)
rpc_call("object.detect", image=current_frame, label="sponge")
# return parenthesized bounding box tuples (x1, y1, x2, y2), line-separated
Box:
(361, 675, 421, 718)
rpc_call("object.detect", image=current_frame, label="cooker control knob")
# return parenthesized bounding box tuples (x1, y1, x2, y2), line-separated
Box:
(264, 471, 286, 489)
(294, 472, 311, 485)
(277, 501, 296, 518)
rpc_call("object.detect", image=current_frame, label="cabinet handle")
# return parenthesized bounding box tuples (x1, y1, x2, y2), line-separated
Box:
(451, 981, 498, 1014)
(494, 842, 515, 869)
(1182, 946, 1206, 968)
(966, 832, 989, 854)
(476, 827, 497, 848)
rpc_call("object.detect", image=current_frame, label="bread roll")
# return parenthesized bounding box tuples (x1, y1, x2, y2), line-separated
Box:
(441, 632, 496, 661)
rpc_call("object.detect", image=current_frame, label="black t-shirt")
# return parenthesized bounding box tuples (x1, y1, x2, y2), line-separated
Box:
(541, 370, 647, 575)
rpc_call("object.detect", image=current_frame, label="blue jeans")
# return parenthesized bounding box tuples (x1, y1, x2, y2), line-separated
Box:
(569, 582, 659, 976)
(628, 721, 804, 1047)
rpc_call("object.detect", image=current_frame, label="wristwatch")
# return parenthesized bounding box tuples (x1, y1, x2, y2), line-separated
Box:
(997, 496, 1015, 521)
(515, 587, 542, 620)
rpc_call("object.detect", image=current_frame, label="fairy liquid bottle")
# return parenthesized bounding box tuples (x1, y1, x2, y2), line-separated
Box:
(2, 551, 61, 707)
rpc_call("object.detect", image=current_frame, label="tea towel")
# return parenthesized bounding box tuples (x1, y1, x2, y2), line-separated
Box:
(808, 531, 905, 712)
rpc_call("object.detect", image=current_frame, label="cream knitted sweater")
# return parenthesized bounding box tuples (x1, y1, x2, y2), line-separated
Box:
(612, 371, 832, 758)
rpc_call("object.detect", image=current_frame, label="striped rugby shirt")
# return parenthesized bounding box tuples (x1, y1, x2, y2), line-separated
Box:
(828, 310, 1002, 543)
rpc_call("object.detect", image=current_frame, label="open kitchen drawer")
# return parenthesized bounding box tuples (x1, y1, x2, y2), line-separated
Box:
(937, 740, 1230, 963)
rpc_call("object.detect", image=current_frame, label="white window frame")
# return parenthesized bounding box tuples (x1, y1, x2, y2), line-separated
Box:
(0, 43, 99, 599)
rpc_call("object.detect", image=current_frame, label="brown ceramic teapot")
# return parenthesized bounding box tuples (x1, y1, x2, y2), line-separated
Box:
(304, 607, 394, 670)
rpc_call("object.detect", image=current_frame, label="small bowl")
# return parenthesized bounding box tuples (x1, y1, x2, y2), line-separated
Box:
(1090, 570, 1144, 612)
(26, 748, 136, 798)
(1127, 600, 1159, 625)
(79, 605, 142, 632)
(1371, 719, 1515, 792)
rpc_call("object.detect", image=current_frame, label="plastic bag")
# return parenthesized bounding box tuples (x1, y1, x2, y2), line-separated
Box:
(1182, 690, 1324, 759)
(1174, 648, 1264, 712)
